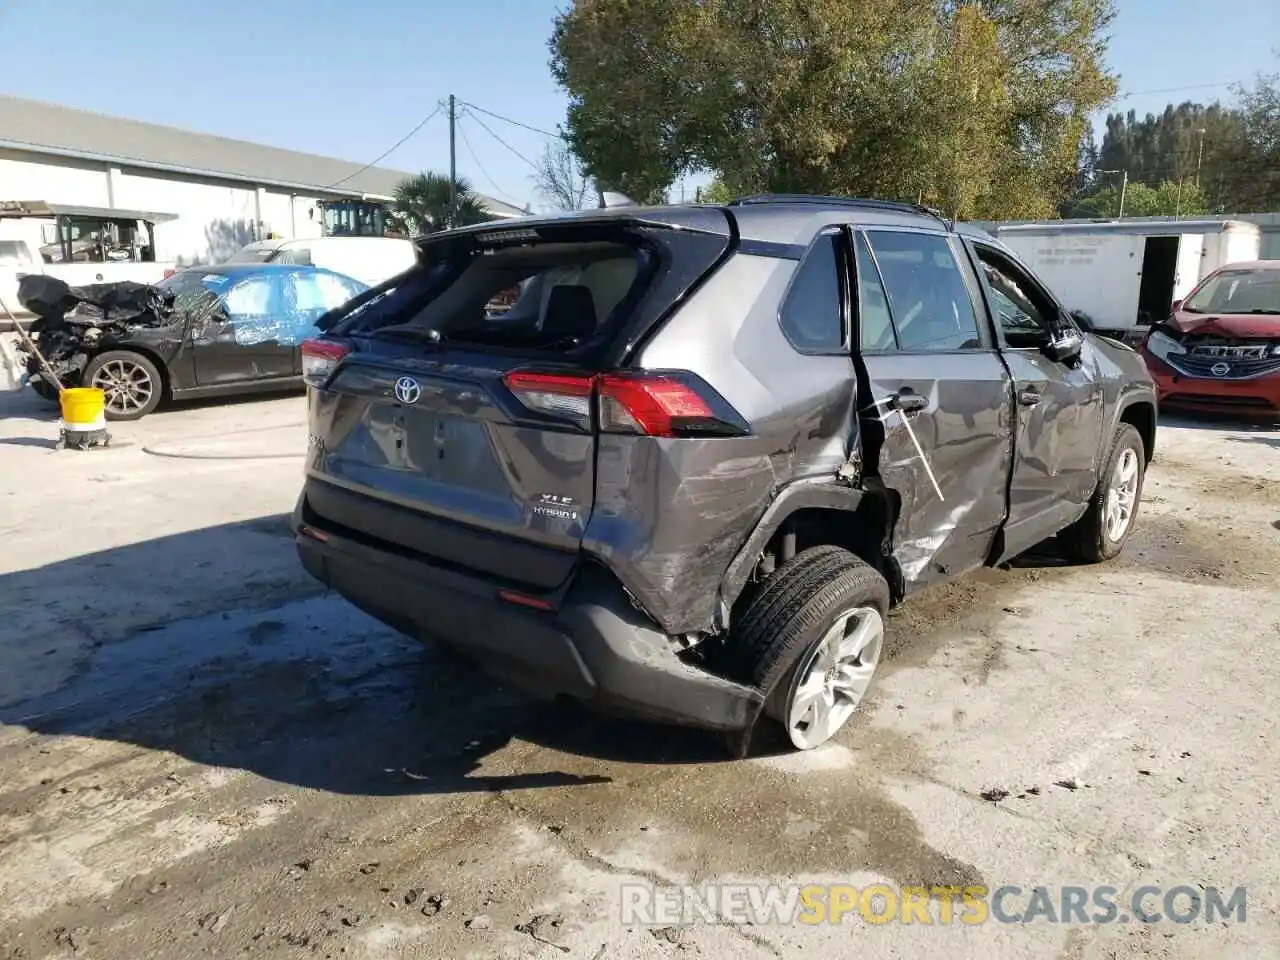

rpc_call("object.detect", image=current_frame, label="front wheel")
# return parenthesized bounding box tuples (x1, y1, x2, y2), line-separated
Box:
(735, 546, 891, 751)
(83, 350, 164, 421)
(1063, 423, 1146, 563)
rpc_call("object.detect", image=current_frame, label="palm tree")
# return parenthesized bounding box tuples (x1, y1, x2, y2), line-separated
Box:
(391, 172, 491, 234)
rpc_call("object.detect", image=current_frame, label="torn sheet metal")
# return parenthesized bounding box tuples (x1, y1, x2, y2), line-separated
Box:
(13, 275, 180, 387)
(858, 353, 1014, 594)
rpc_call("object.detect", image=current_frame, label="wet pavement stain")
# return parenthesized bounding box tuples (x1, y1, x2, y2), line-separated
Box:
(474, 713, 984, 894)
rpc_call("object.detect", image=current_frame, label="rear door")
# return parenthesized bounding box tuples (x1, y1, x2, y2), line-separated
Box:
(302, 217, 732, 592)
(852, 228, 1013, 591)
(962, 238, 1105, 561)
(282, 269, 367, 373)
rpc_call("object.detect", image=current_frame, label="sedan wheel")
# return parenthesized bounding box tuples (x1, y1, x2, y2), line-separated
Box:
(783, 606, 884, 750)
(83, 351, 164, 420)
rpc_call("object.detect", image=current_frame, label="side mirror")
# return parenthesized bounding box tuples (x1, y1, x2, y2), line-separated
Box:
(1170, 299, 1183, 312)
(1044, 329, 1083, 365)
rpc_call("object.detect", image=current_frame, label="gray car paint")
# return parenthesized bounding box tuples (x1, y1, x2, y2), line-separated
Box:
(298, 197, 1158, 719)
(614, 252, 860, 632)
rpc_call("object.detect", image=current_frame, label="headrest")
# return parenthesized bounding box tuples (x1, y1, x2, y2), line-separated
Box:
(542, 284, 597, 339)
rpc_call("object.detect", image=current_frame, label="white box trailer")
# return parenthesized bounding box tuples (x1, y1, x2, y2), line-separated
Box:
(986, 219, 1263, 337)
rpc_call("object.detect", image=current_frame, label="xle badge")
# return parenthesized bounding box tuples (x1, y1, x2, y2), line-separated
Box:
(532, 493, 579, 522)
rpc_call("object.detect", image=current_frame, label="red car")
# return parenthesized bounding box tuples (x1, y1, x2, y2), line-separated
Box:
(1140, 260, 1280, 417)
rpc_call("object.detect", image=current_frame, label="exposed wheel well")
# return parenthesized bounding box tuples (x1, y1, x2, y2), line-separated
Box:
(732, 493, 900, 619)
(1119, 401, 1156, 464)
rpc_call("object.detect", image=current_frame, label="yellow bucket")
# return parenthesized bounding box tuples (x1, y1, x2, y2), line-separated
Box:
(59, 386, 107, 428)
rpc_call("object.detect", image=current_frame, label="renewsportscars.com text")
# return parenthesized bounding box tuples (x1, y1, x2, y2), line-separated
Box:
(620, 883, 1247, 927)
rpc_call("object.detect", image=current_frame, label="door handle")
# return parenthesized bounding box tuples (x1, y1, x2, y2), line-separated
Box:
(1018, 388, 1041, 407)
(891, 389, 928, 413)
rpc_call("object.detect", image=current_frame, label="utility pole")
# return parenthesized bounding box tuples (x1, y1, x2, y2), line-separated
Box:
(1195, 128, 1206, 187)
(1099, 168, 1128, 219)
(448, 94, 457, 228)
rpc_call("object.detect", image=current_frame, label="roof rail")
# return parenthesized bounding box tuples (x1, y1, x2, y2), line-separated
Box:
(726, 194, 950, 229)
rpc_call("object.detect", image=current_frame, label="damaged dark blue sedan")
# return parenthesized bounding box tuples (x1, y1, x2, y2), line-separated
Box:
(20, 263, 368, 420)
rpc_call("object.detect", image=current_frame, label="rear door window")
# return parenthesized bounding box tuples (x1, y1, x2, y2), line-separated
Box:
(284, 271, 366, 343)
(854, 232, 896, 352)
(866, 231, 983, 352)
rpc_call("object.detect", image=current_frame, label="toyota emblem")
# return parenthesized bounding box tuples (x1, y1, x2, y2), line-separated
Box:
(394, 376, 422, 404)
(1210, 362, 1230, 377)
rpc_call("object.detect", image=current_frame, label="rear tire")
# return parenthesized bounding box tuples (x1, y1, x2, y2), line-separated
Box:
(735, 546, 890, 751)
(83, 350, 163, 421)
(1063, 423, 1145, 563)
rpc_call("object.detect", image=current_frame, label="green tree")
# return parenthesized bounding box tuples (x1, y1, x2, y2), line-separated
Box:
(1075, 180, 1208, 218)
(1091, 102, 1247, 212)
(391, 173, 490, 234)
(696, 178, 737, 204)
(1222, 68, 1280, 211)
(549, 0, 1118, 219)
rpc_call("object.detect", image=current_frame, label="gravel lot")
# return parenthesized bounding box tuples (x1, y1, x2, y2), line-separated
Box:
(1, 388, 1277, 960)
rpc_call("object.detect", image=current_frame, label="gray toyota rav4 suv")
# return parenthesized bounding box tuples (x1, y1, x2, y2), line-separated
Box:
(293, 195, 1157, 754)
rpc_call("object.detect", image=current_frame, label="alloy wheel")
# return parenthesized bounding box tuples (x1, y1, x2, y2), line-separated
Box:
(1105, 447, 1140, 542)
(784, 606, 884, 750)
(91, 359, 154, 418)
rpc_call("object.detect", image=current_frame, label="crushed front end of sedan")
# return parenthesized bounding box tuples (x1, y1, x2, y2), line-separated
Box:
(15, 274, 176, 396)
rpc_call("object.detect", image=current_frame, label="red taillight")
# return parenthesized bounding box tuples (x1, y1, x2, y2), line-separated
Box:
(301, 338, 351, 387)
(162, 268, 176, 279)
(502, 370, 746, 438)
(597, 373, 713, 436)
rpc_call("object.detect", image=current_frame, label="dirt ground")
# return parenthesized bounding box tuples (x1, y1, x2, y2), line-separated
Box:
(1, 388, 1277, 960)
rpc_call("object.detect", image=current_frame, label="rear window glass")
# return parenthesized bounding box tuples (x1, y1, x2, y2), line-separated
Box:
(343, 239, 652, 355)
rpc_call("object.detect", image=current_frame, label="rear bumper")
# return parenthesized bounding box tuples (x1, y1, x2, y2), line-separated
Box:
(1141, 351, 1280, 416)
(292, 494, 763, 732)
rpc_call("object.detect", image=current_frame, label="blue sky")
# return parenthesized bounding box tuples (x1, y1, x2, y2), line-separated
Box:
(1, 0, 1276, 210)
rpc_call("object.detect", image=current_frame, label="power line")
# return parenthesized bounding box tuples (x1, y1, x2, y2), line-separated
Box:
(456, 116, 529, 208)
(323, 102, 444, 188)
(1113, 81, 1239, 100)
(463, 108, 541, 171)
(460, 101, 561, 139)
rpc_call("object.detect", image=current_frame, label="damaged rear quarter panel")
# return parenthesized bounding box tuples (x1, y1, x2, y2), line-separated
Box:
(581, 253, 861, 635)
